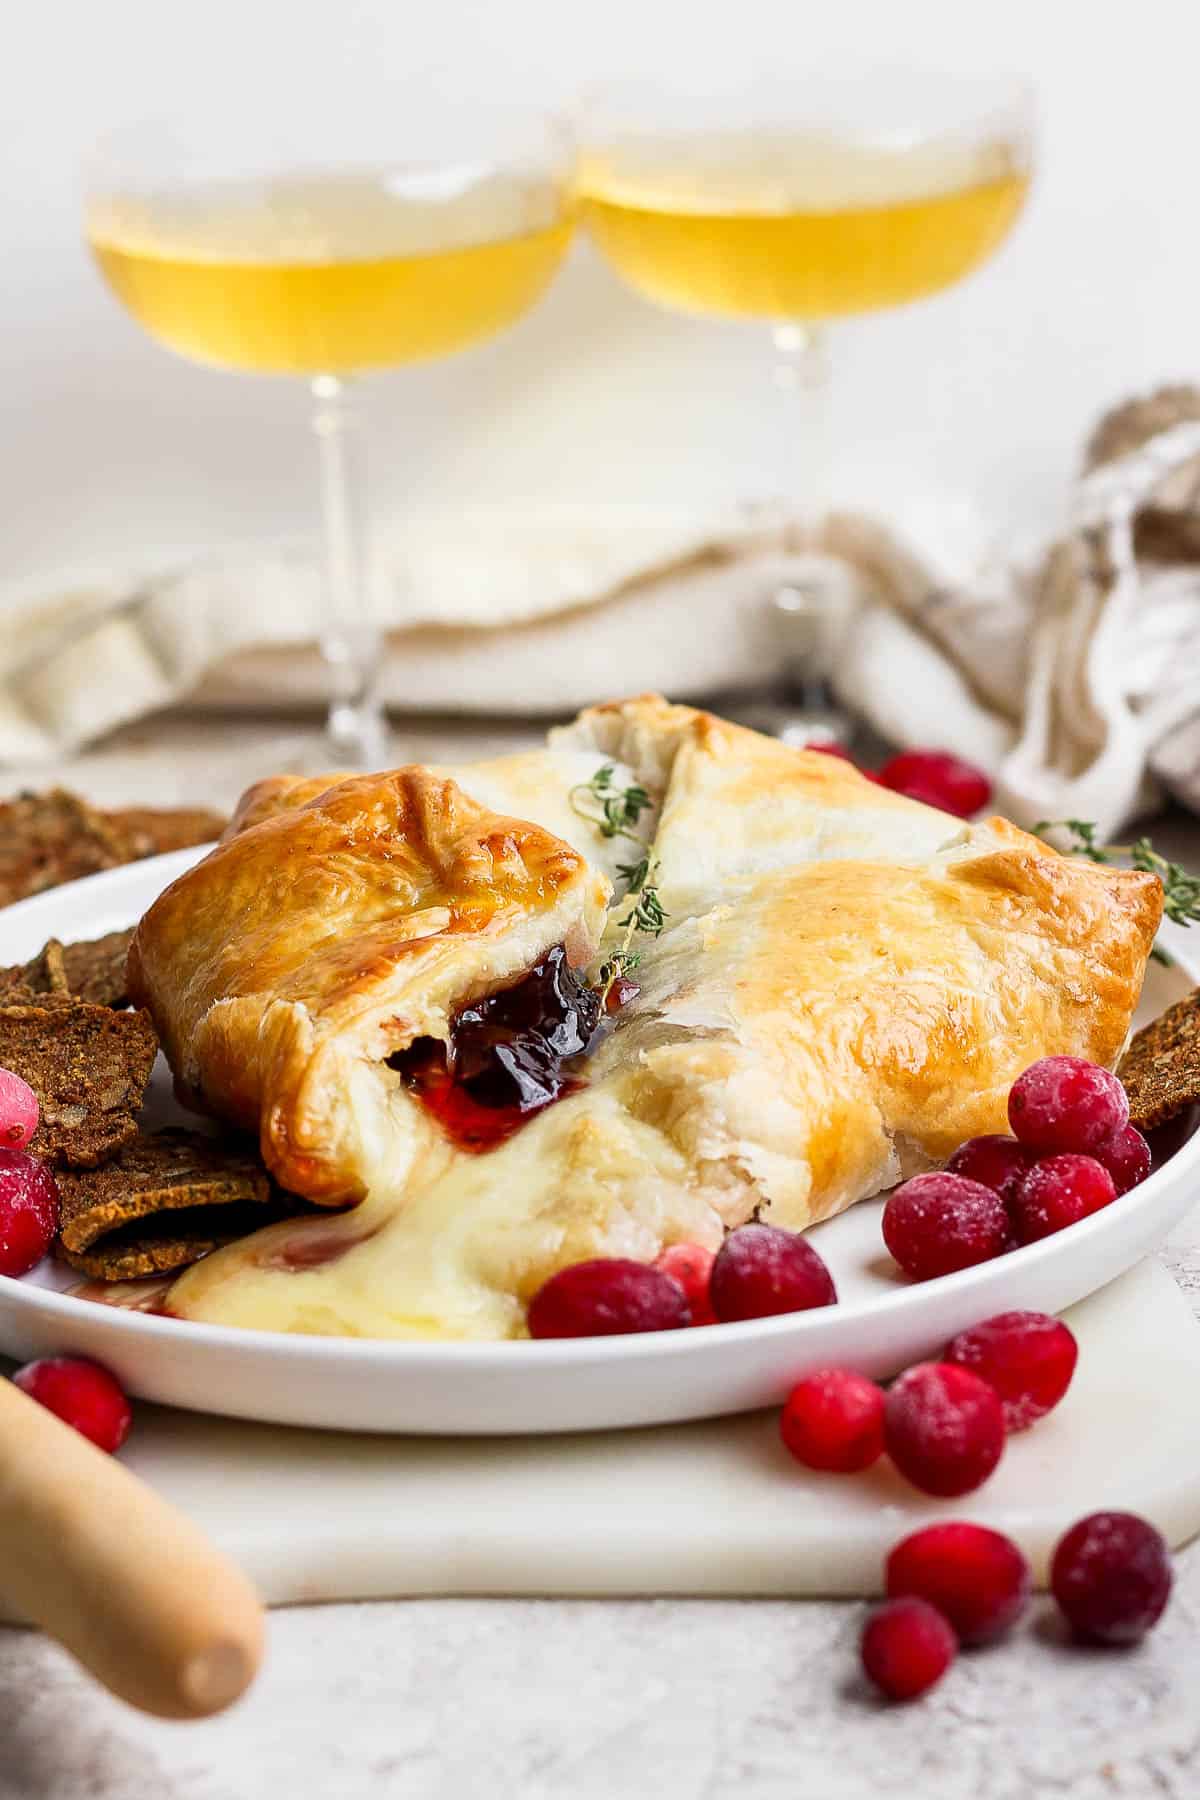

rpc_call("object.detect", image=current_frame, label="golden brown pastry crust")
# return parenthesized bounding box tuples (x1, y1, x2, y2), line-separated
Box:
(145, 697, 1163, 1340)
(128, 768, 610, 1204)
(557, 696, 1160, 1223)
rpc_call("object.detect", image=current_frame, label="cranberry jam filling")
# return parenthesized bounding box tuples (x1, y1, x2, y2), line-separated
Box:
(389, 945, 603, 1152)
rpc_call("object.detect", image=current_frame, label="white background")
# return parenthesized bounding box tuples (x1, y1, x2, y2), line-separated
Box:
(2, 0, 1198, 599)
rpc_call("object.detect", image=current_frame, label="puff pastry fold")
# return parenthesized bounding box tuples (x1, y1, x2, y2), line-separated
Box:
(128, 768, 610, 1203)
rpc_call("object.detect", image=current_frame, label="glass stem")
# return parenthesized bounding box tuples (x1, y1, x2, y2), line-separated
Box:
(771, 321, 831, 534)
(767, 321, 849, 744)
(310, 374, 387, 767)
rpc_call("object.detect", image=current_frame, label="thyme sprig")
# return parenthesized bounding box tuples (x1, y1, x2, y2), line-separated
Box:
(1035, 819, 1200, 963)
(569, 764, 653, 841)
(598, 852, 666, 1000)
(569, 767, 668, 1000)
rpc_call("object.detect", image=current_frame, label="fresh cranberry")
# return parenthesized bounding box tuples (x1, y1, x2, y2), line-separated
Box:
(886, 1522, 1031, 1645)
(881, 1173, 1010, 1281)
(0, 1068, 39, 1149)
(13, 1356, 132, 1453)
(0, 1147, 59, 1278)
(1094, 1123, 1152, 1196)
(944, 1310, 1078, 1431)
(1008, 1056, 1129, 1155)
(709, 1224, 837, 1322)
(1010, 1154, 1116, 1244)
(884, 1362, 1006, 1497)
(780, 1368, 885, 1473)
(804, 741, 854, 761)
(527, 1259, 690, 1338)
(875, 750, 992, 818)
(1051, 1512, 1172, 1646)
(945, 1134, 1032, 1206)
(860, 1597, 957, 1701)
(653, 1243, 717, 1327)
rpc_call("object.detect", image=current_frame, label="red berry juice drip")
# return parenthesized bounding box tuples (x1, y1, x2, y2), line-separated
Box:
(390, 944, 601, 1154)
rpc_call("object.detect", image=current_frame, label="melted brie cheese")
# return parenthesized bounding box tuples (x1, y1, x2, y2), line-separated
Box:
(165, 1077, 725, 1339)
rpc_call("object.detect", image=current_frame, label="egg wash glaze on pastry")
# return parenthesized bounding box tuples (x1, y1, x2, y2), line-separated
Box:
(125, 697, 1162, 1341)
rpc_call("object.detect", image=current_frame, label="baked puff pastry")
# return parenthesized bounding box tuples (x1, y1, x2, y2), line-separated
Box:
(127, 768, 611, 1204)
(140, 697, 1163, 1341)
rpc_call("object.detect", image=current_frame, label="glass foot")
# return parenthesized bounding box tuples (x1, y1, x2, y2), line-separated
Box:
(767, 579, 853, 746)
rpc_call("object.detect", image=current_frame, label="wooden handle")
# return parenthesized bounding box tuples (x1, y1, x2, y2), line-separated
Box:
(0, 1377, 263, 1718)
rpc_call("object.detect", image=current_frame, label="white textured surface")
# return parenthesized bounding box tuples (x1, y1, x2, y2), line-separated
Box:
(1, 723, 1199, 1798)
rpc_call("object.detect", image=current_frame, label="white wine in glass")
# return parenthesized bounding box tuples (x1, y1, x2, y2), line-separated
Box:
(580, 69, 1033, 738)
(87, 114, 576, 766)
(581, 126, 1029, 324)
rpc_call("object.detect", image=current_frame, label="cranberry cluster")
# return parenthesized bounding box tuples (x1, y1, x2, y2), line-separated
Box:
(526, 1222, 835, 1338)
(883, 1056, 1151, 1283)
(0, 1062, 132, 1453)
(0, 1069, 56, 1279)
(863, 1509, 1173, 1702)
(777, 1315, 1172, 1700)
(780, 1311, 1076, 1493)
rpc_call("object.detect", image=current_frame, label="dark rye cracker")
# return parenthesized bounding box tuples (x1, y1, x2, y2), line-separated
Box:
(1, 936, 70, 998)
(60, 928, 135, 1008)
(0, 790, 125, 906)
(0, 789, 227, 913)
(1, 929, 135, 1009)
(55, 1128, 294, 1281)
(0, 1000, 157, 1167)
(1119, 988, 1200, 1129)
(102, 806, 226, 860)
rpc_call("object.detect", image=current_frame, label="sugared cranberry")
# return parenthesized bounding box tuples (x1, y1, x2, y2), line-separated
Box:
(653, 1243, 716, 1327)
(944, 1309, 1078, 1431)
(884, 1362, 1006, 1497)
(1051, 1511, 1172, 1646)
(886, 1522, 1031, 1645)
(881, 1173, 1010, 1281)
(0, 1147, 59, 1278)
(527, 1259, 690, 1338)
(780, 1367, 885, 1473)
(709, 1224, 837, 1322)
(1008, 1056, 1129, 1155)
(875, 750, 992, 818)
(1010, 1154, 1116, 1244)
(13, 1356, 131, 1453)
(1094, 1123, 1152, 1196)
(0, 1068, 39, 1149)
(860, 1597, 957, 1701)
(946, 1134, 1032, 1206)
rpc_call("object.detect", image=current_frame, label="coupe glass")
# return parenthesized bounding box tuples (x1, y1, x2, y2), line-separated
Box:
(580, 66, 1034, 739)
(86, 106, 576, 767)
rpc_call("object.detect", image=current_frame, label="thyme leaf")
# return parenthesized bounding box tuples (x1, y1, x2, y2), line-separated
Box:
(569, 765, 653, 841)
(567, 765, 667, 1002)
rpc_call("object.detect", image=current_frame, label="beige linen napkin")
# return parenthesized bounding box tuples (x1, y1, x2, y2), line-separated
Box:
(3, 391, 1199, 836)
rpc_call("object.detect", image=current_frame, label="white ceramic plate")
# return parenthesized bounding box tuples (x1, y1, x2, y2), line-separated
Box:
(0, 849, 1195, 1436)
